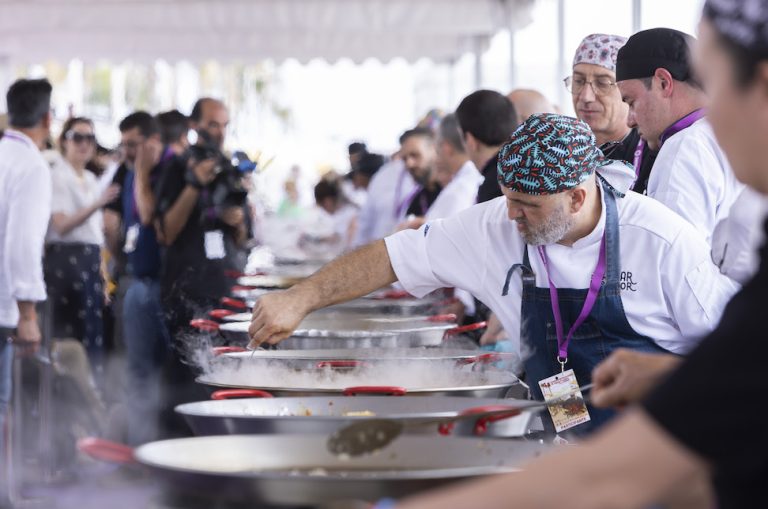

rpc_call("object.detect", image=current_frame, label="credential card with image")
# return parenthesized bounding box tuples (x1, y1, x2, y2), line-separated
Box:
(538, 369, 590, 433)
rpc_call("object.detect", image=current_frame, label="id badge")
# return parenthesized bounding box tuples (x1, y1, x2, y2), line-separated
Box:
(123, 224, 140, 254)
(204, 230, 226, 260)
(538, 369, 590, 433)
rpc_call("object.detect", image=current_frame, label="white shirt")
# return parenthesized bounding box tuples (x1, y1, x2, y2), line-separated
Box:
(425, 160, 483, 221)
(353, 159, 418, 247)
(385, 177, 738, 357)
(0, 130, 52, 328)
(711, 187, 768, 283)
(46, 153, 105, 246)
(648, 118, 744, 244)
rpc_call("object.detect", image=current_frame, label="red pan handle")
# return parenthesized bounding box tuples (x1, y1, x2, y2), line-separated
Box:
(444, 321, 488, 336)
(212, 346, 248, 356)
(343, 386, 407, 396)
(316, 360, 367, 369)
(221, 296, 249, 309)
(426, 313, 457, 323)
(209, 309, 236, 320)
(211, 389, 274, 400)
(456, 352, 514, 366)
(190, 319, 220, 332)
(438, 405, 523, 436)
(374, 289, 410, 300)
(224, 270, 248, 279)
(77, 437, 136, 465)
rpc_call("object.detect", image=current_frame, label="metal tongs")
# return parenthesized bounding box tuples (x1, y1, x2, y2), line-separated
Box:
(327, 383, 594, 457)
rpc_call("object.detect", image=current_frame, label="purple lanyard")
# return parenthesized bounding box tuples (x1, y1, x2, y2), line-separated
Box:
(393, 168, 414, 219)
(2, 132, 33, 148)
(631, 139, 645, 189)
(396, 184, 423, 219)
(536, 233, 607, 370)
(659, 108, 706, 147)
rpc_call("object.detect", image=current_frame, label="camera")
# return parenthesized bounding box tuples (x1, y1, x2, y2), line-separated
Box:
(184, 130, 258, 222)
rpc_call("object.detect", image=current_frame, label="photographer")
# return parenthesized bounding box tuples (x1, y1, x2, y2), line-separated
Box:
(154, 98, 248, 435)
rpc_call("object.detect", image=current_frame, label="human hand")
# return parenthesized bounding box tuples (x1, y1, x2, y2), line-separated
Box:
(190, 158, 218, 187)
(99, 184, 121, 207)
(479, 313, 505, 346)
(591, 349, 682, 408)
(248, 290, 311, 348)
(135, 138, 163, 176)
(13, 315, 41, 355)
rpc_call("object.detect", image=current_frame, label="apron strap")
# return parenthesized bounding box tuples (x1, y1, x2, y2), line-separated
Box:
(502, 247, 534, 297)
(600, 180, 621, 285)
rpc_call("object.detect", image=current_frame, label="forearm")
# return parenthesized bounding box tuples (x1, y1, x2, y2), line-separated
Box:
(51, 204, 100, 237)
(135, 173, 156, 226)
(103, 211, 122, 259)
(289, 240, 397, 313)
(160, 186, 199, 245)
(397, 410, 707, 509)
(16, 301, 37, 321)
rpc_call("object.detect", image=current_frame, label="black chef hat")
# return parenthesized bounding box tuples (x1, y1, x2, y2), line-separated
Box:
(616, 28, 696, 82)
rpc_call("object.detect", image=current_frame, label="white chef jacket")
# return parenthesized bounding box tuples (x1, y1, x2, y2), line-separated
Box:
(423, 160, 483, 315)
(46, 153, 105, 246)
(711, 187, 768, 284)
(385, 178, 738, 357)
(425, 160, 483, 221)
(648, 118, 744, 244)
(353, 159, 418, 247)
(0, 130, 52, 328)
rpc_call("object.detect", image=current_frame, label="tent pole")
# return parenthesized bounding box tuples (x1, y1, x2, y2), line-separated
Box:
(632, 0, 642, 33)
(473, 35, 483, 90)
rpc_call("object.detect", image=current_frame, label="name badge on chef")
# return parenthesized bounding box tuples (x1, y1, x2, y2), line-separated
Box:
(538, 369, 590, 433)
(123, 224, 140, 254)
(204, 230, 226, 260)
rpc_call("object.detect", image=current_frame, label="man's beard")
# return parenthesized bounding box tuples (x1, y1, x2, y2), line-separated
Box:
(516, 205, 574, 246)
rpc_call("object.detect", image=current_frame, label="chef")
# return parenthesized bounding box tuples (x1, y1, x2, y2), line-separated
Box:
(567, 33, 658, 194)
(617, 27, 744, 244)
(248, 113, 738, 432)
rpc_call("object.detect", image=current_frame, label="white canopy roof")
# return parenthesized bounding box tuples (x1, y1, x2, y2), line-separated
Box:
(0, 0, 534, 64)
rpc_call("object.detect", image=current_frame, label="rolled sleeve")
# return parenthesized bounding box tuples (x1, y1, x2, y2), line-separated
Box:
(384, 208, 487, 301)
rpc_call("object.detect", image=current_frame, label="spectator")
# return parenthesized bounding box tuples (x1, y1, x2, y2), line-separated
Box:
(45, 117, 119, 380)
(306, 178, 358, 253)
(118, 110, 180, 444)
(103, 111, 158, 354)
(0, 78, 53, 502)
(154, 98, 248, 434)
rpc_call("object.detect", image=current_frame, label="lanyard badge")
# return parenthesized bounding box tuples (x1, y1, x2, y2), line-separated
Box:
(534, 235, 606, 432)
(536, 234, 606, 372)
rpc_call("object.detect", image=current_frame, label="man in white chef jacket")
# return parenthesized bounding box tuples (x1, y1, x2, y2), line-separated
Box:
(248, 114, 738, 433)
(616, 28, 744, 244)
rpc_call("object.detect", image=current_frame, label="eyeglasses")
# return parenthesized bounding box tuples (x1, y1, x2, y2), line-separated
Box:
(65, 131, 96, 144)
(564, 75, 617, 96)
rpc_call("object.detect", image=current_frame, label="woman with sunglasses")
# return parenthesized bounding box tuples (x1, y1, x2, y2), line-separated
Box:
(44, 117, 119, 382)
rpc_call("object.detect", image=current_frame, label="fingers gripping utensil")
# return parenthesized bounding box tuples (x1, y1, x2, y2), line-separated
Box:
(327, 383, 594, 457)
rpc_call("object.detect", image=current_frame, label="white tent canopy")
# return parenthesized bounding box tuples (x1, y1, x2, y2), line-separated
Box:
(0, 0, 534, 63)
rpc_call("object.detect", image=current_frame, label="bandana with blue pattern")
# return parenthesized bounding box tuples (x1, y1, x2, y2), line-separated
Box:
(497, 113, 607, 195)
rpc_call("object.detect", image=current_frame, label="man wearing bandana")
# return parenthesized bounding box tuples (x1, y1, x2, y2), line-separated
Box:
(248, 114, 737, 434)
(366, 3, 768, 508)
(568, 33, 658, 194)
(617, 28, 745, 244)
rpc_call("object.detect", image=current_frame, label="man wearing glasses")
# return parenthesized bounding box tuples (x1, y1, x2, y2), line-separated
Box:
(566, 33, 657, 195)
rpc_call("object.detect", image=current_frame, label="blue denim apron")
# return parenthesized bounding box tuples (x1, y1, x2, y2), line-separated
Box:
(505, 182, 669, 434)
